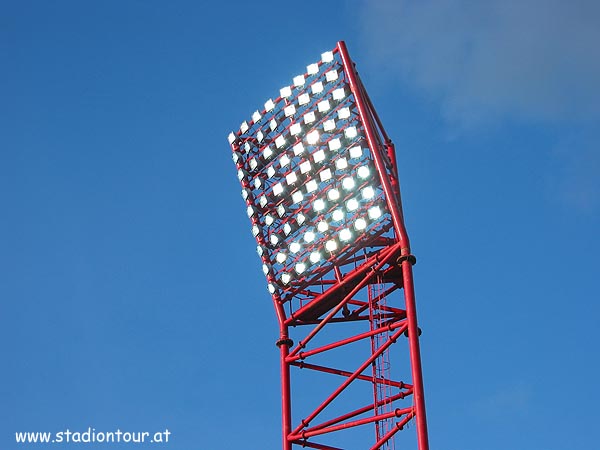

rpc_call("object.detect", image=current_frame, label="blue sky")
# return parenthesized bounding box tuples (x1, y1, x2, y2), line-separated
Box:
(1, 1, 599, 449)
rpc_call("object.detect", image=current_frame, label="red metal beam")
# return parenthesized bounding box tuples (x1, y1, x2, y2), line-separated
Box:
(290, 359, 408, 389)
(286, 320, 406, 362)
(305, 391, 413, 434)
(290, 440, 344, 450)
(337, 41, 409, 248)
(290, 407, 413, 441)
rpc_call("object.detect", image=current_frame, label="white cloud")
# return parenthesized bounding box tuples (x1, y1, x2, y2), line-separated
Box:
(360, 0, 600, 127)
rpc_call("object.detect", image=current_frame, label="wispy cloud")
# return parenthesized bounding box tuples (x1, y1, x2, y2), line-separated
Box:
(360, 0, 600, 127)
(360, 1, 600, 211)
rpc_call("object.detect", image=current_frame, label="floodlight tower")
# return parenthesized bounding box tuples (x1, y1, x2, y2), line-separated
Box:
(228, 42, 429, 450)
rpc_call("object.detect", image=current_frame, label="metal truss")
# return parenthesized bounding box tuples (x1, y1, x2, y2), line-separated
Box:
(271, 42, 430, 450)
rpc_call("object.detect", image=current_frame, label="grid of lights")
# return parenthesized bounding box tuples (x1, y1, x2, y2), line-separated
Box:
(229, 48, 392, 299)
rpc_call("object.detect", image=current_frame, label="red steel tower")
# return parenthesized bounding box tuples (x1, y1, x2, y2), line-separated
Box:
(228, 41, 429, 450)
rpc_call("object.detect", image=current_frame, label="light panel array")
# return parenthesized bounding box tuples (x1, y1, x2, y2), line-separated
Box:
(229, 48, 392, 299)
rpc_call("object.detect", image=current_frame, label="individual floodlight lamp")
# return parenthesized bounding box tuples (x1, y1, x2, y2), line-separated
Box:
(227, 41, 430, 450)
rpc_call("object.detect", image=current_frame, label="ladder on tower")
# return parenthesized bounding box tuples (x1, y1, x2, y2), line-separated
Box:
(369, 272, 396, 450)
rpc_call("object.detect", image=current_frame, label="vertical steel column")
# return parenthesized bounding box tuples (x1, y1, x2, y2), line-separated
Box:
(274, 300, 293, 450)
(400, 261, 429, 450)
(280, 340, 292, 450)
